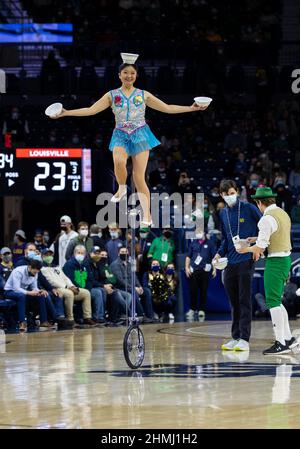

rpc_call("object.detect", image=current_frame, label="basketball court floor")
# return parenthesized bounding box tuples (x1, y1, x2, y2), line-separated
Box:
(1, 320, 300, 429)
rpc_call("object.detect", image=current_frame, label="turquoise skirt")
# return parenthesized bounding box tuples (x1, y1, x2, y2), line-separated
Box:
(109, 124, 160, 156)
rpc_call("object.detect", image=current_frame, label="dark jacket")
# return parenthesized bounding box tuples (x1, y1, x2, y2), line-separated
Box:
(63, 257, 93, 290)
(218, 200, 262, 264)
(110, 257, 141, 292)
(187, 238, 216, 272)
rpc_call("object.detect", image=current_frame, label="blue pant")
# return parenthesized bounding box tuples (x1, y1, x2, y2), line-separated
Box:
(107, 289, 132, 321)
(132, 287, 153, 318)
(46, 293, 65, 320)
(91, 287, 107, 320)
(4, 290, 48, 323)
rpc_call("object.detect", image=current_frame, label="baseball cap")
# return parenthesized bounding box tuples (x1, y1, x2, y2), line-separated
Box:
(91, 246, 101, 253)
(60, 215, 72, 224)
(15, 229, 26, 239)
(41, 247, 54, 255)
(0, 247, 12, 255)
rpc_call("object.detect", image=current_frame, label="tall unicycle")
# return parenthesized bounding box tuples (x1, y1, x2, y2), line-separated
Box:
(123, 208, 145, 369)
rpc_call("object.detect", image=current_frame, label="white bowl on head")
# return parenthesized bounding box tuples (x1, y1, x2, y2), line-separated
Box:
(194, 96, 213, 106)
(120, 52, 139, 64)
(45, 102, 63, 118)
(213, 257, 228, 270)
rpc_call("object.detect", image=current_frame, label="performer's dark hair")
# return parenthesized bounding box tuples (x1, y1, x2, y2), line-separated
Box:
(119, 63, 138, 73)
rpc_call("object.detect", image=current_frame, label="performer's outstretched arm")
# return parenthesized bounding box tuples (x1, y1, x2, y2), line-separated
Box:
(144, 91, 209, 114)
(52, 92, 111, 118)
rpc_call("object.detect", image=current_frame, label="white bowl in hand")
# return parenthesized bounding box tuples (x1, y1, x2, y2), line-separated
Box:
(194, 96, 213, 106)
(234, 239, 250, 250)
(213, 257, 228, 270)
(45, 102, 63, 118)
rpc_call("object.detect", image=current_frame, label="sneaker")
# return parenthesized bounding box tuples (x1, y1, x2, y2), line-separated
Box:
(198, 310, 205, 319)
(185, 309, 195, 320)
(39, 321, 55, 328)
(153, 312, 159, 321)
(221, 339, 239, 351)
(234, 339, 250, 351)
(19, 321, 27, 332)
(168, 313, 175, 321)
(285, 336, 299, 349)
(263, 341, 291, 355)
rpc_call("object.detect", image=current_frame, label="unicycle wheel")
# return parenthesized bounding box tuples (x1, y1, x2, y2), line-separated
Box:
(123, 324, 145, 369)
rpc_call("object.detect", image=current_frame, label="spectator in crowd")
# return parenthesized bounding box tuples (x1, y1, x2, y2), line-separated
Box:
(2, 106, 29, 146)
(0, 247, 13, 292)
(245, 173, 261, 202)
(41, 248, 92, 327)
(43, 230, 51, 246)
(289, 163, 300, 191)
(234, 152, 248, 178)
(106, 222, 124, 263)
(33, 229, 48, 252)
(89, 224, 106, 249)
(213, 179, 262, 351)
(273, 180, 293, 216)
(110, 246, 153, 322)
(62, 245, 100, 326)
(185, 227, 216, 321)
(224, 124, 247, 151)
(40, 50, 62, 94)
(51, 215, 78, 266)
(164, 262, 178, 320)
(148, 227, 176, 268)
(177, 170, 197, 197)
(65, 221, 94, 261)
(143, 260, 176, 322)
(11, 229, 27, 265)
(15, 244, 65, 326)
(148, 159, 172, 191)
(88, 248, 131, 324)
(4, 259, 51, 332)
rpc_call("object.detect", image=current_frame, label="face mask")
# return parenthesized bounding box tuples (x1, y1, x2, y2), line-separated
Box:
(75, 254, 85, 263)
(151, 265, 160, 272)
(43, 235, 50, 243)
(250, 180, 259, 188)
(79, 230, 89, 237)
(27, 250, 37, 259)
(119, 254, 127, 261)
(100, 256, 108, 264)
(110, 231, 119, 239)
(158, 167, 165, 172)
(98, 232, 102, 238)
(34, 240, 42, 245)
(13, 236, 20, 244)
(166, 268, 174, 275)
(33, 254, 42, 262)
(163, 231, 172, 239)
(43, 256, 53, 265)
(204, 204, 208, 209)
(140, 232, 148, 239)
(2, 254, 12, 263)
(223, 194, 238, 207)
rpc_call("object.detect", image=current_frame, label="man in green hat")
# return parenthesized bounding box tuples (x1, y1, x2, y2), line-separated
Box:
(237, 186, 298, 355)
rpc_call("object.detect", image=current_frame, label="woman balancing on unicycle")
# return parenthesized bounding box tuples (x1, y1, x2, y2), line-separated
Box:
(48, 53, 211, 231)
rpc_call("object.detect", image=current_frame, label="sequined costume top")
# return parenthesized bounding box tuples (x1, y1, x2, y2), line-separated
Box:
(110, 88, 146, 134)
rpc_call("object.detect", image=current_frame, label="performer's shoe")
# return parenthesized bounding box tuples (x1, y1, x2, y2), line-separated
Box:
(263, 340, 291, 355)
(286, 336, 300, 349)
(111, 185, 127, 203)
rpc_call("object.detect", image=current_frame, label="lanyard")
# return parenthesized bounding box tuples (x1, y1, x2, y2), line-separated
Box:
(161, 238, 170, 256)
(225, 200, 241, 240)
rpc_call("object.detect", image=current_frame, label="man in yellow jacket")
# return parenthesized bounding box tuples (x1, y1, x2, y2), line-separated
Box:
(237, 186, 298, 355)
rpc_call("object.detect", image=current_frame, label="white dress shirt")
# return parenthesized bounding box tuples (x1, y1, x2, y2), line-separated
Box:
(256, 204, 291, 257)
